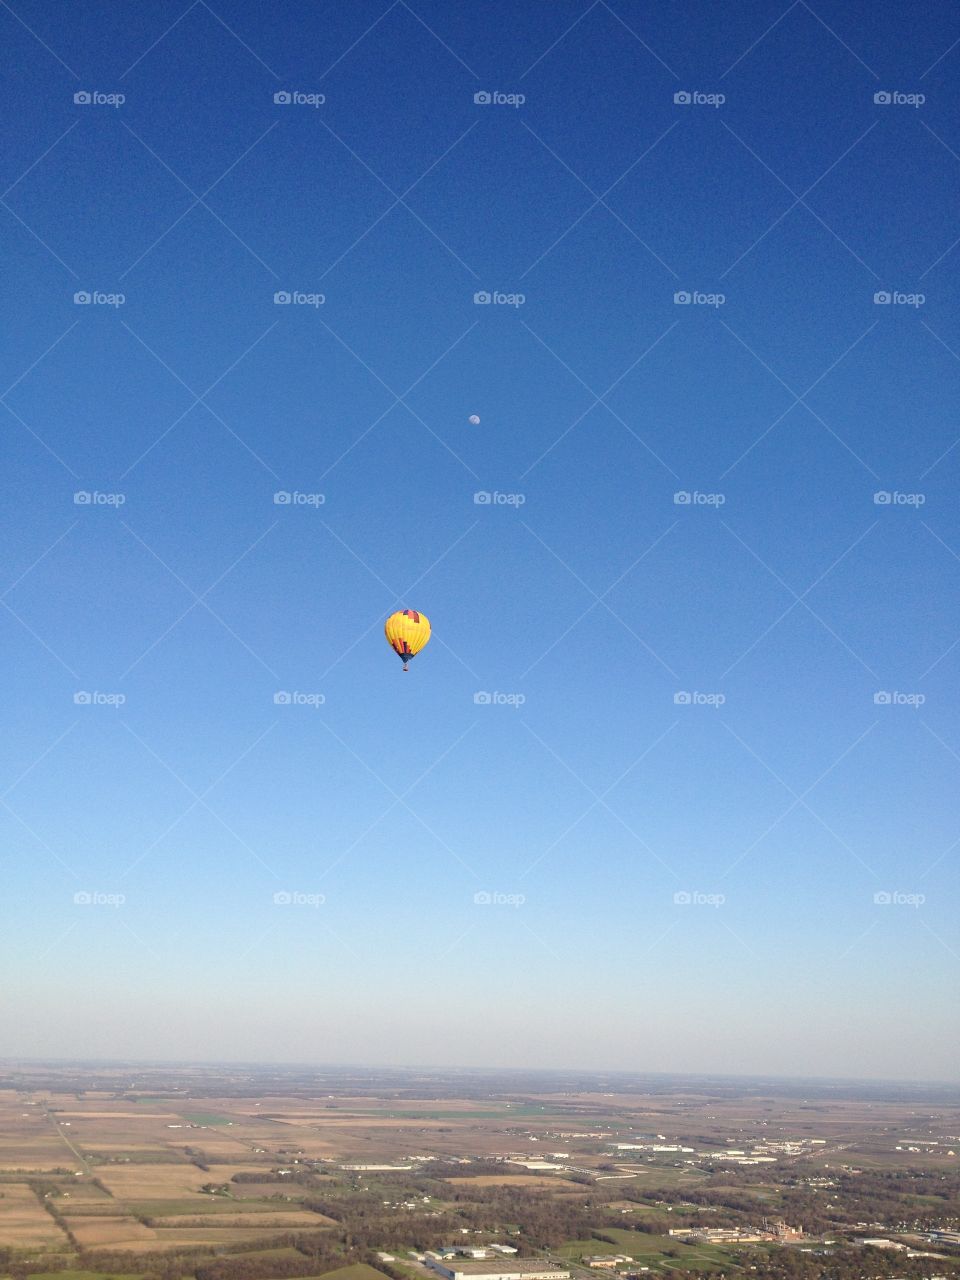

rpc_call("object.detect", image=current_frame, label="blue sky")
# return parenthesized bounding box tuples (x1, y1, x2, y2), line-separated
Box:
(1, 0, 958, 1079)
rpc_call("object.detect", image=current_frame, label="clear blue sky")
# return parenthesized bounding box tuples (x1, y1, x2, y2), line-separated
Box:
(1, 0, 958, 1079)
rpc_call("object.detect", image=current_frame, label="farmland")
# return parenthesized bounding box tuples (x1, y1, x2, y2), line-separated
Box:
(0, 1064, 957, 1280)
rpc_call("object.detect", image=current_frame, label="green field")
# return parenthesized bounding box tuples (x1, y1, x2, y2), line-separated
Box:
(182, 1112, 232, 1125)
(317, 1265, 396, 1280)
(22, 1273, 143, 1280)
(556, 1227, 746, 1274)
(129, 1196, 316, 1216)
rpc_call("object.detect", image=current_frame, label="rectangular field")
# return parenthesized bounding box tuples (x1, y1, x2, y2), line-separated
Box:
(0, 1183, 68, 1247)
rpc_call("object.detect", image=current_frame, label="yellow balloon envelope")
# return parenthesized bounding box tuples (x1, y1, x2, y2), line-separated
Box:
(384, 609, 431, 671)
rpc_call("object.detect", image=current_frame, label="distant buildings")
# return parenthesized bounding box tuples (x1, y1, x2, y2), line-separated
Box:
(340, 1163, 414, 1171)
(425, 1261, 570, 1280)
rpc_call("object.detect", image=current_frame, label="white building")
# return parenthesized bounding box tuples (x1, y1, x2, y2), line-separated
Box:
(425, 1261, 569, 1280)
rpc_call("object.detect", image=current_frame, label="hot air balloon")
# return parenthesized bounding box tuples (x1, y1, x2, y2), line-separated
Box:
(384, 609, 431, 671)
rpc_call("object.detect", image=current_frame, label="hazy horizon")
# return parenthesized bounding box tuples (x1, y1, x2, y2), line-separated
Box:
(4, 1057, 959, 1089)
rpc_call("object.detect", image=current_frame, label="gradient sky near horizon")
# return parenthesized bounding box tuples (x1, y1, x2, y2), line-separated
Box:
(1, 0, 958, 1080)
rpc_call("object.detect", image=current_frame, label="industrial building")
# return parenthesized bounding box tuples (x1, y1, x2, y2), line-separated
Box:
(425, 1260, 570, 1280)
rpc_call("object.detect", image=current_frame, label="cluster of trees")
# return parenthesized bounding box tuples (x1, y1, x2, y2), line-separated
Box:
(728, 1244, 960, 1280)
(612, 1163, 960, 1236)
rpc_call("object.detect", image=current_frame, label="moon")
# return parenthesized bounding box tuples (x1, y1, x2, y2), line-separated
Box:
(468, 414, 480, 425)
